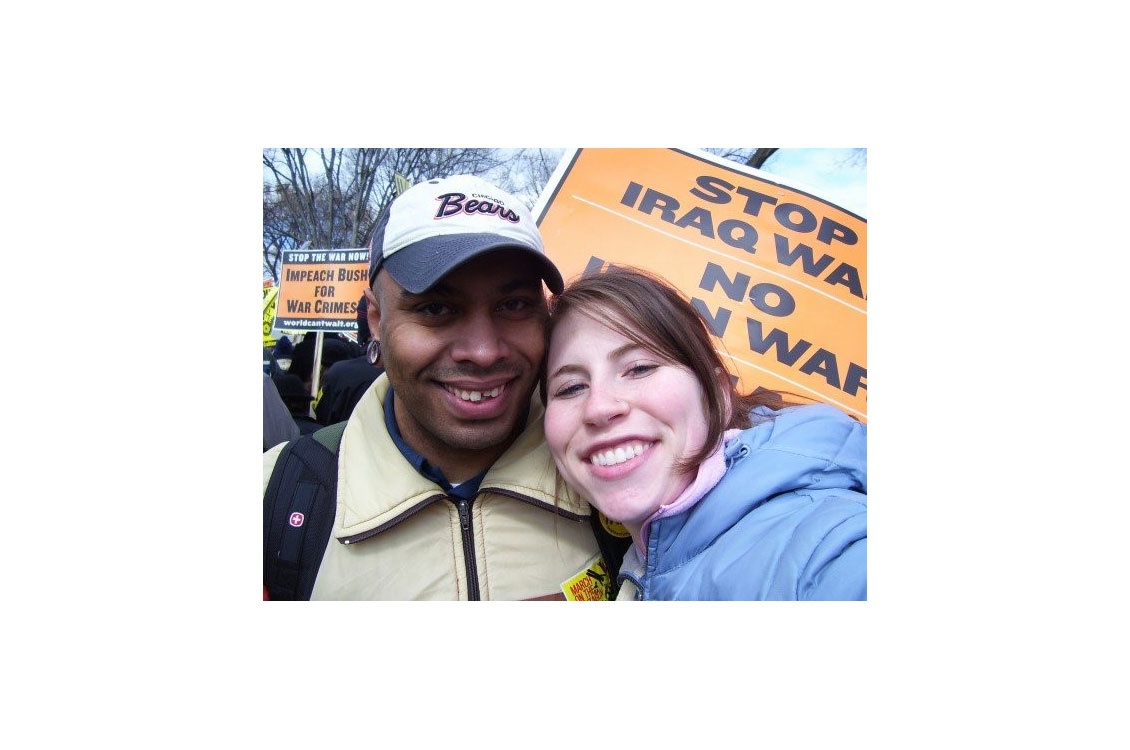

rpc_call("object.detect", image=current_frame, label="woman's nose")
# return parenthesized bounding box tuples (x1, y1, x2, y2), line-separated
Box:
(582, 382, 628, 426)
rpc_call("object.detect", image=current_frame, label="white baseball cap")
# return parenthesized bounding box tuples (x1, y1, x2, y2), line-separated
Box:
(367, 174, 564, 294)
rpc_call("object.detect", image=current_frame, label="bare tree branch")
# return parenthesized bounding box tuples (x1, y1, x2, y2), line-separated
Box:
(746, 148, 778, 168)
(263, 148, 533, 280)
(837, 148, 867, 168)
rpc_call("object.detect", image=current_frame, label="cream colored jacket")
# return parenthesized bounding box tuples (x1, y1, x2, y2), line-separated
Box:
(263, 375, 602, 600)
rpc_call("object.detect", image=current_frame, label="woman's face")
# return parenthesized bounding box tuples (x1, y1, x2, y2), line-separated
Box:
(543, 309, 710, 527)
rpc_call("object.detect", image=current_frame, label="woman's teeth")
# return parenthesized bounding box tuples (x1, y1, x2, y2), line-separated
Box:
(589, 441, 651, 467)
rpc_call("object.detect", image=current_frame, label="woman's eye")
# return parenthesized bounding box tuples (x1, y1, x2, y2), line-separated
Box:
(626, 363, 658, 377)
(553, 382, 587, 399)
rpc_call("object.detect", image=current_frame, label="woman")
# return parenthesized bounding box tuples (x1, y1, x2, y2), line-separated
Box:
(541, 267, 866, 600)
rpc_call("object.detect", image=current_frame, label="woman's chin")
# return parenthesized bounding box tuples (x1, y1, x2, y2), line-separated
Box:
(591, 496, 654, 528)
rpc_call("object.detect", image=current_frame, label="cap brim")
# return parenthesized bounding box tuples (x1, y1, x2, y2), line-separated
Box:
(380, 233, 564, 294)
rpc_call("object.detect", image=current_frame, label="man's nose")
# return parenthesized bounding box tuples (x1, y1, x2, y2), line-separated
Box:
(450, 312, 510, 366)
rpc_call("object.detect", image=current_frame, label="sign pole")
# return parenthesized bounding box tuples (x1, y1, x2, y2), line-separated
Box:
(310, 331, 324, 419)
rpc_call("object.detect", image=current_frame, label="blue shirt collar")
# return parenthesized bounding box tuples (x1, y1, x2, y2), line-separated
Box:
(383, 386, 488, 501)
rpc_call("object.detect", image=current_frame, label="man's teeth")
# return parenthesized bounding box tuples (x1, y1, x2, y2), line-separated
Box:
(590, 442, 651, 467)
(444, 384, 502, 402)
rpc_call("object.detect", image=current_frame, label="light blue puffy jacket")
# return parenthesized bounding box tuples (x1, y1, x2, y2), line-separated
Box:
(619, 404, 867, 600)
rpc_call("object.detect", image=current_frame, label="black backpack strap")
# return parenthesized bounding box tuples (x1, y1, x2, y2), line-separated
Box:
(263, 422, 347, 600)
(589, 511, 633, 599)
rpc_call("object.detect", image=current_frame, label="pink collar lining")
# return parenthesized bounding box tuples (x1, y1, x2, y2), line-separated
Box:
(637, 429, 742, 553)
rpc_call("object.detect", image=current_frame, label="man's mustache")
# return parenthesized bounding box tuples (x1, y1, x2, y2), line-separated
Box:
(426, 362, 525, 380)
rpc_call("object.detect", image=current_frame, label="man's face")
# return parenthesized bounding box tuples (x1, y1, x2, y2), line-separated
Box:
(368, 249, 550, 477)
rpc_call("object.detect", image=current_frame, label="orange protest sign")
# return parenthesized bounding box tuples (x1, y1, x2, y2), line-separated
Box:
(535, 148, 866, 420)
(274, 248, 369, 333)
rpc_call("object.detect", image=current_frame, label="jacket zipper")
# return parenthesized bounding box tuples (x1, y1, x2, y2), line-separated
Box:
(617, 573, 645, 601)
(455, 498, 480, 601)
(340, 487, 576, 600)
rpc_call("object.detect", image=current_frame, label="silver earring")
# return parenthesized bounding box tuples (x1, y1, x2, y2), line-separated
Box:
(366, 339, 382, 365)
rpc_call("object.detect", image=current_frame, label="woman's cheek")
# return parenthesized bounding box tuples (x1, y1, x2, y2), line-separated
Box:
(543, 406, 558, 442)
(543, 406, 568, 460)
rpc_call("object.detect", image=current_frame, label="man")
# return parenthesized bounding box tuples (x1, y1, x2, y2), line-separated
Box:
(273, 335, 295, 374)
(313, 294, 384, 426)
(263, 175, 607, 600)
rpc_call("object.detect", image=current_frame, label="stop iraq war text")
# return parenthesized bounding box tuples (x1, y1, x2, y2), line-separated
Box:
(620, 176, 864, 300)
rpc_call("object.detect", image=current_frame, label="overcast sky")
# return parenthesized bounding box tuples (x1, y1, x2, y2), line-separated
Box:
(756, 148, 866, 217)
(265, 147, 866, 219)
(518, 148, 866, 217)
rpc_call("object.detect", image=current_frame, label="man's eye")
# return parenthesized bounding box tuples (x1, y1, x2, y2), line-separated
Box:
(497, 298, 532, 314)
(416, 302, 452, 317)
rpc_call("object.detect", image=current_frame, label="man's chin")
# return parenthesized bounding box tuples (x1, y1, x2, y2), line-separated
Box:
(442, 419, 524, 453)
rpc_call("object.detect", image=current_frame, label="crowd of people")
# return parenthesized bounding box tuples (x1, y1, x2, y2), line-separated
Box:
(262, 302, 384, 450)
(262, 173, 867, 601)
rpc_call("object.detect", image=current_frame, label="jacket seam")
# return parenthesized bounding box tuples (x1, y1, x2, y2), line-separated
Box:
(480, 487, 589, 521)
(338, 493, 448, 544)
(449, 503, 463, 600)
(754, 446, 851, 472)
(796, 505, 866, 599)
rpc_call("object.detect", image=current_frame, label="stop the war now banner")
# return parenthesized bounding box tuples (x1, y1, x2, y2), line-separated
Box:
(533, 148, 866, 420)
(274, 248, 369, 333)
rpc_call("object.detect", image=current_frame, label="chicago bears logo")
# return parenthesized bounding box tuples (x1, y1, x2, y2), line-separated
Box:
(433, 192, 520, 223)
(289, 512, 305, 528)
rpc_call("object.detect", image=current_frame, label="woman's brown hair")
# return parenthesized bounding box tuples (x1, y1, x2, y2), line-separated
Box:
(540, 266, 798, 473)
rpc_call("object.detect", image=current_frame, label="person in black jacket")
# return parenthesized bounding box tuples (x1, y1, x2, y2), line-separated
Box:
(290, 331, 356, 391)
(274, 373, 322, 436)
(315, 294, 384, 425)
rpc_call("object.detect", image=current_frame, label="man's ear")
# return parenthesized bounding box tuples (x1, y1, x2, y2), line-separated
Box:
(364, 287, 381, 342)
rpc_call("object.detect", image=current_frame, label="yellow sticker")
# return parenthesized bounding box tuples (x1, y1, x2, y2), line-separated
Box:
(599, 512, 631, 539)
(561, 558, 611, 601)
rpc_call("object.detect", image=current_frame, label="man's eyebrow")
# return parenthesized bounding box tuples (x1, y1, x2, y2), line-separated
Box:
(498, 277, 543, 294)
(398, 288, 437, 303)
(397, 276, 540, 303)
(396, 285, 454, 304)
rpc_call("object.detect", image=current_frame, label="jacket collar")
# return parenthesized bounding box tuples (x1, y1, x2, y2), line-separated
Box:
(636, 430, 738, 553)
(335, 375, 589, 542)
